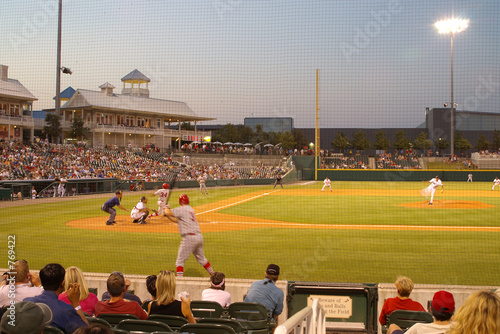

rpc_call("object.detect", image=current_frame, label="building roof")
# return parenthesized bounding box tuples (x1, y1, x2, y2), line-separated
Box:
(0, 78, 37, 101)
(121, 69, 150, 82)
(56, 89, 214, 122)
(53, 86, 76, 100)
(99, 82, 115, 89)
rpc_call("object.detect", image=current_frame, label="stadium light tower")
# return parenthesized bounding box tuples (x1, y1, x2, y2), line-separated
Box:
(435, 17, 469, 158)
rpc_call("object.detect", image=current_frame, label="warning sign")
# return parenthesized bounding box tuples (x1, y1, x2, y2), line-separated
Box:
(307, 295, 352, 319)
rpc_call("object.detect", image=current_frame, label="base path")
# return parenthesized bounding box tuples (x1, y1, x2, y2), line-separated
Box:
(66, 189, 500, 233)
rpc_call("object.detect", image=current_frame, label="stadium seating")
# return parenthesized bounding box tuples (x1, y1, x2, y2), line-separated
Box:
(147, 314, 188, 331)
(97, 313, 140, 326)
(227, 302, 275, 334)
(116, 319, 173, 332)
(86, 316, 111, 327)
(190, 300, 226, 319)
(382, 310, 433, 334)
(180, 323, 237, 334)
(198, 318, 247, 334)
(43, 326, 65, 334)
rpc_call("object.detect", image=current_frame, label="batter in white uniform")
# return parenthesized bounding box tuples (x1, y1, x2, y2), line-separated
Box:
(426, 176, 444, 205)
(321, 177, 332, 192)
(148, 183, 170, 219)
(492, 177, 500, 190)
(164, 194, 214, 277)
(198, 174, 208, 195)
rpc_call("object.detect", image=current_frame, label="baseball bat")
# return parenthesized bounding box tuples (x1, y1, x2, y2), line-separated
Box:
(165, 169, 180, 205)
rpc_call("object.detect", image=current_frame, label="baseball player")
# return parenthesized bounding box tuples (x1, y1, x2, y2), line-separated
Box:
(164, 194, 214, 277)
(321, 177, 332, 192)
(31, 186, 37, 200)
(148, 183, 170, 219)
(101, 190, 129, 226)
(427, 176, 444, 205)
(57, 176, 67, 197)
(467, 173, 473, 182)
(273, 174, 283, 189)
(130, 196, 151, 224)
(492, 177, 500, 190)
(198, 173, 208, 195)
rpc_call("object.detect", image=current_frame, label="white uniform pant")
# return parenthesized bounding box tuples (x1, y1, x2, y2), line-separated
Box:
(493, 184, 499, 190)
(430, 187, 437, 203)
(157, 200, 168, 215)
(58, 186, 65, 197)
(176, 233, 208, 268)
(200, 183, 208, 194)
(321, 185, 331, 191)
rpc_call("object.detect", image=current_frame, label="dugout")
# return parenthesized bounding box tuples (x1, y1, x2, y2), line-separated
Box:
(287, 282, 378, 334)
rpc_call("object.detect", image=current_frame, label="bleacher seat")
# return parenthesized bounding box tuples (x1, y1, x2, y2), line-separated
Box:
(116, 319, 173, 332)
(190, 300, 225, 319)
(180, 323, 237, 334)
(147, 314, 188, 331)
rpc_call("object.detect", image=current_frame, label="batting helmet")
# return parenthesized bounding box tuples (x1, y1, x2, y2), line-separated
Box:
(162, 183, 169, 189)
(179, 194, 189, 205)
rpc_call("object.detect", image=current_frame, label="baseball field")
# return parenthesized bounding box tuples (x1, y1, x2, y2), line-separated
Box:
(1, 180, 499, 286)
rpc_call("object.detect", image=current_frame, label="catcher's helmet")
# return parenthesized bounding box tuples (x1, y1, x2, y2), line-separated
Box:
(162, 183, 169, 189)
(179, 194, 189, 205)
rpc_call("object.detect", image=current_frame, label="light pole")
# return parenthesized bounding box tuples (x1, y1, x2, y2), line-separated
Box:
(435, 18, 469, 159)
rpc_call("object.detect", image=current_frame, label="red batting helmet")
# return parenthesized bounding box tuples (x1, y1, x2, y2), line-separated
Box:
(179, 194, 189, 205)
(162, 183, 169, 189)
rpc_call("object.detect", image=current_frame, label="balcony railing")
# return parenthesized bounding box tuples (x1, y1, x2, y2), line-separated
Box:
(0, 115, 34, 126)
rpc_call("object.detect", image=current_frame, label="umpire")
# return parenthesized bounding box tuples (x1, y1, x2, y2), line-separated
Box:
(101, 190, 129, 225)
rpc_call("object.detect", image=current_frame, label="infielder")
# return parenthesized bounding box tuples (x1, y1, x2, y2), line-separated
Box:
(425, 176, 444, 205)
(130, 196, 151, 224)
(101, 190, 129, 225)
(321, 177, 332, 192)
(467, 173, 473, 182)
(148, 183, 170, 219)
(164, 194, 214, 277)
(198, 173, 208, 195)
(492, 177, 500, 191)
(273, 174, 283, 189)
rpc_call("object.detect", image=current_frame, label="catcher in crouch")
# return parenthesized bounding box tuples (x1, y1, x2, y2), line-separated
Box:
(421, 175, 444, 205)
(148, 183, 170, 219)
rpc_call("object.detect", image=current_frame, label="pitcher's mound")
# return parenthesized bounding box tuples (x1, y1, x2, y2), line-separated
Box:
(399, 200, 494, 209)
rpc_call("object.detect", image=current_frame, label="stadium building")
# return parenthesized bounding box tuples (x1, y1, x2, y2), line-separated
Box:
(0, 65, 38, 142)
(41, 69, 214, 149)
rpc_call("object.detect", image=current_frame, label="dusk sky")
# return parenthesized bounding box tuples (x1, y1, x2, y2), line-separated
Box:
(2, 0, 499, 128)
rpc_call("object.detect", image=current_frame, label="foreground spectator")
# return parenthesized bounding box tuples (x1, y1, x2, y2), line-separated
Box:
(447, 290, 500, 334)
(24, 263, 88, 332)
(147, 270, 196, 323)
(0, 301, 52, 334)
(141, 275, 157, 310)
(58, 266, 99, 316)
(95, 271, 147, 320)
(244, 264, 284, 325)
(387, 290, 455, 334)
(379, 276, 425, 325)
(101, 275, 142, 306)
(0, 260, 43, 307)
(73, 323, 114, 334)
(202, 272, 231, 308)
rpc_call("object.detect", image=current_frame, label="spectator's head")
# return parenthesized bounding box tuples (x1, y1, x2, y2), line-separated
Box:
(146, 275, 157, 299)
(394, 276, 413, 297)
(156, 270, 176, 305)
(13, 259, 30, 284)
(265, 264, 280, 282)
(447, 291, 500, 334)
(430, 290, 455, 321)
(106, 271, 126, 298)
(72, 323, 114, 334)
(0, 301, 52, 334)
(64, 266, 89, 301)
(39, 263, 65, 292)
(210, 272, 226, 290)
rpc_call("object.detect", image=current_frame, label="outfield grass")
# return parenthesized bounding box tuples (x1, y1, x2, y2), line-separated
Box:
(0, 181, 499, 286)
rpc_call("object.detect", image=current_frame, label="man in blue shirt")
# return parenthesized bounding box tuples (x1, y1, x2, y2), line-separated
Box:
(244, 264, 284, 324)
(24, 263, 88, 333)
(101, 190, 129, 225)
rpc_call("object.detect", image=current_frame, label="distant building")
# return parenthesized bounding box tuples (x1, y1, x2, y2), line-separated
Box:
(244, 117, 293, 133)
(0, 65, 37, 142)
(41, 69, 215, 149)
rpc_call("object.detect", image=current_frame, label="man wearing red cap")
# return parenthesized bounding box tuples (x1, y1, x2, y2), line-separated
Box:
(387, 290, 455, 334)
(164, 194, 214, 277)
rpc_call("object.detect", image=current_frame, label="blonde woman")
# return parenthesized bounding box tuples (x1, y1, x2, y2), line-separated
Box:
(379, 276, 425, 325)
(447, 291, 500, 334)
(58, 266, 98, 316)
(147, 270, 195, 323)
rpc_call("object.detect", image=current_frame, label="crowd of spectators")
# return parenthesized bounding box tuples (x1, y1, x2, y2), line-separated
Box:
(0, 141, 288, 185)
(376, 153, 421, 169)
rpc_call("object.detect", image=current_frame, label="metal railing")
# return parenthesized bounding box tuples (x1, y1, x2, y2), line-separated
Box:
(275, 299, 326, 334)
